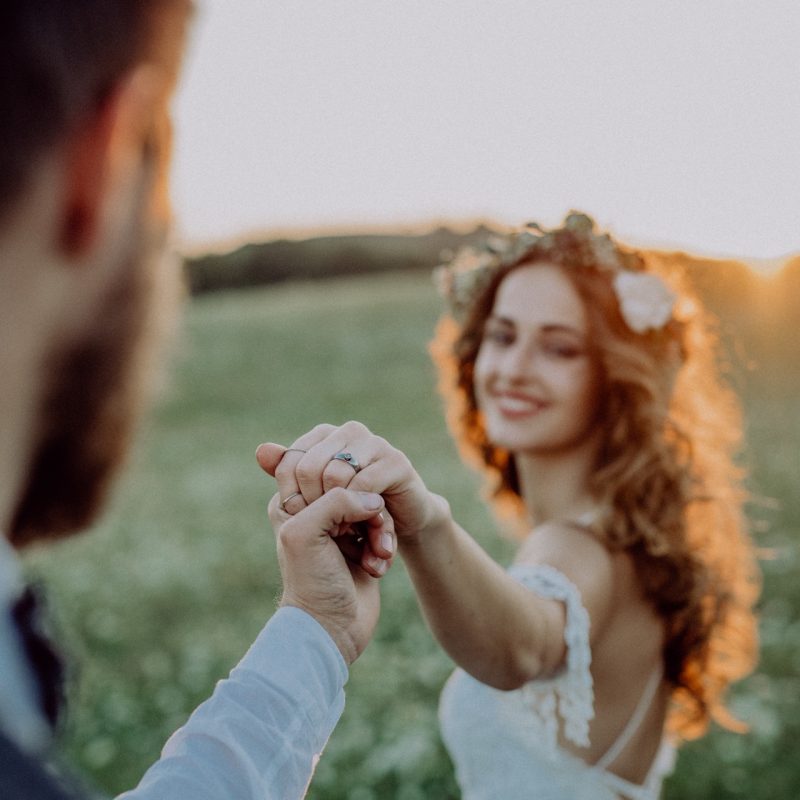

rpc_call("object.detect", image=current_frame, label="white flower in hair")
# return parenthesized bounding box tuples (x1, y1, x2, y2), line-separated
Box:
(612, 271, 676, 333)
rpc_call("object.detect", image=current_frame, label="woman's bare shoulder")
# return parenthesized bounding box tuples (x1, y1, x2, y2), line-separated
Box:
(515, 520, 619, 643)
(517, 519, 614, 575)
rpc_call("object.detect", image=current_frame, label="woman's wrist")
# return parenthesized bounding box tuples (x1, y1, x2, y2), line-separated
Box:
(399, 491, 452, 549)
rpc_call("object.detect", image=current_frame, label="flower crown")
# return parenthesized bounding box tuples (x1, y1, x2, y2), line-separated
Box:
(434, 212, 676, 334)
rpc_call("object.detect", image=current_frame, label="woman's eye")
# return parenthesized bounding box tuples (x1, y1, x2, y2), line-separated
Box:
(485, 328, 514, 346)
(543, 341, 583, 358)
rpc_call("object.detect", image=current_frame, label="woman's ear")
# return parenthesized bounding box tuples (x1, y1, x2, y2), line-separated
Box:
(59, 66, 164, 260)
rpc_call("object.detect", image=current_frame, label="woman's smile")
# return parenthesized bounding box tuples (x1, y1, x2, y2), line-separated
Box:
(490, 390, 550, 419)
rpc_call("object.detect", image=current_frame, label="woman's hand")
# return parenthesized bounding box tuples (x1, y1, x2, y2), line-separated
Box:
(256, 421, 448, 551)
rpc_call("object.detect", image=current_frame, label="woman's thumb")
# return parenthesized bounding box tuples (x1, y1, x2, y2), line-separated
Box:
(256, 442, 287, 476)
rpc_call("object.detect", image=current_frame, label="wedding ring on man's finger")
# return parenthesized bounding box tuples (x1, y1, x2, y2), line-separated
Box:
(280, 491, 304, 512)
(330, 451, 361, 473)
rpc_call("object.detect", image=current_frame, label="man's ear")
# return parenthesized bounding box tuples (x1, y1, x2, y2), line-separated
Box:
(59, 66, 163, 260)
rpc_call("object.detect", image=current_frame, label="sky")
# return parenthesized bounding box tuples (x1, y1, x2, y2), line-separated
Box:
(171, 1, 800, 261)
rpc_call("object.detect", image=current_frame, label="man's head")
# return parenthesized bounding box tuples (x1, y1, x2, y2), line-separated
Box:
(0, 1, 193, 547)
(0, 1, 192, 222)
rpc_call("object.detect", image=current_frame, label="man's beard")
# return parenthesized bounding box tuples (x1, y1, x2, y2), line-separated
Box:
(9, 174, 182, 548)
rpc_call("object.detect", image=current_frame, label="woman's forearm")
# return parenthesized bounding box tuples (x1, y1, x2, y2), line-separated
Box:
(399, 500, 562, 689)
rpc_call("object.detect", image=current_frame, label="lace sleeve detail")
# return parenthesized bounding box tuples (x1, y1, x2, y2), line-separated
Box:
(507, 563, 594, 751)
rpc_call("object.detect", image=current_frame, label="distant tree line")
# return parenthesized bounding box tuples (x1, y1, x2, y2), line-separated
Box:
(184, 228, 800, 376)
(184, 227, 493, 294)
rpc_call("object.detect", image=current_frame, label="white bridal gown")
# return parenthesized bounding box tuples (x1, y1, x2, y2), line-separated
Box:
(439, 563, 676, 800)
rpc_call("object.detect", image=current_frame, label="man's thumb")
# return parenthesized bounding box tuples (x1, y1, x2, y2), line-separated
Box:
(280, 489, 384, 547)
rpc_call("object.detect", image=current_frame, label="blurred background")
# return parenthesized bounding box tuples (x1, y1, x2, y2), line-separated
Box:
(24, 1, 800, 798)
(171, 0, 800, 260)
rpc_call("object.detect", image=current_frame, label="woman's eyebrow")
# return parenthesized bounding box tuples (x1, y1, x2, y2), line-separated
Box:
(540, 323, 585, 336)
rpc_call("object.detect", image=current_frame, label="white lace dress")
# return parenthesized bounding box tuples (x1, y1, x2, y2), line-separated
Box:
(439, 564, 676, 800)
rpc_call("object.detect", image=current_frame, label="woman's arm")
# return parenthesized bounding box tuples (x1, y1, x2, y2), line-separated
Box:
(401, 502, 616, 689)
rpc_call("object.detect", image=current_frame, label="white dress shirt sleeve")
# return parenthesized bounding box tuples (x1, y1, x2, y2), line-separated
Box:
(116, 606, 348, 800)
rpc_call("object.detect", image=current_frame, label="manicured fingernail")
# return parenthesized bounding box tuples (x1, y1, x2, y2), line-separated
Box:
(380, 532, 394, 554)
(369, 556, 388, 576)
(360, 492, 382, 511)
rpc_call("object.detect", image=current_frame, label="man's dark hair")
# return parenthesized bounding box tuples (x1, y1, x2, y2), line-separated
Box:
(0, 1, 186, 220)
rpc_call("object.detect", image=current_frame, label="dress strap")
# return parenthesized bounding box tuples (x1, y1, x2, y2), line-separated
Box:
(508, 562, 594, 750)
(594, 737, 676, 800)
(593, 665, 663, 771)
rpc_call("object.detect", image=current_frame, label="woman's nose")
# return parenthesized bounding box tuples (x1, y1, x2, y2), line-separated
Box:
(500, 342, 535, 381)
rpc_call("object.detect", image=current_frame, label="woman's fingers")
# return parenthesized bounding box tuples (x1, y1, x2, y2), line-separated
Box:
(261, 423, 338, 513)
(258, 423, 417, 535)
(367, 511, 396, 564)
(260, 446, 309, 514)
(290, 421, 375, 505)
(255, 442, 288, 477)
(345, 445, 407, 497)
(294, 421, 367, 503)
(322, 455, 364, 494)
(331, 501, 397, 579)
(294, 439, 349, 504)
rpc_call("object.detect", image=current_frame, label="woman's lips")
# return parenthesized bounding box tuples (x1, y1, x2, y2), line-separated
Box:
(491, 392, 549, 418)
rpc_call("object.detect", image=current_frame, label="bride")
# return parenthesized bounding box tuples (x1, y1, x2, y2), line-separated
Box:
(257, 213, 760, 799)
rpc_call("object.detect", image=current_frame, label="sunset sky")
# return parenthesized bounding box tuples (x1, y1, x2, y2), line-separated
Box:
(171, 1, 800, 261)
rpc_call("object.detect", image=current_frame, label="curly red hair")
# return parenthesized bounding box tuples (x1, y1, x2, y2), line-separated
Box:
(430, 216, 760, 739)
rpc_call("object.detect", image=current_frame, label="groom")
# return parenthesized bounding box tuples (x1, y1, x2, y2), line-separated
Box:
(0, 2, 392, 798)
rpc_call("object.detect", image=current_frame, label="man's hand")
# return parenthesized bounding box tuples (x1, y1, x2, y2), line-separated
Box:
(267, 487, 393, 665)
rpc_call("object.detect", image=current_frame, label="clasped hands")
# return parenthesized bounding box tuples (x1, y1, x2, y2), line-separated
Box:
(255, 421, 447, 663)
(257, 420, 443, 576)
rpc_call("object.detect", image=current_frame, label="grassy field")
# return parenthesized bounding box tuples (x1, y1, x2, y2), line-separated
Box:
(24, 271, 799, 798)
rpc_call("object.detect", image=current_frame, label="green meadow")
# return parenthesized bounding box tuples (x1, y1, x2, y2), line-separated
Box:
(24, 271, 800, 798)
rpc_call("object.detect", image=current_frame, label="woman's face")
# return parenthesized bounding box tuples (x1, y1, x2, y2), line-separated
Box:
(474, 264, 603, 456)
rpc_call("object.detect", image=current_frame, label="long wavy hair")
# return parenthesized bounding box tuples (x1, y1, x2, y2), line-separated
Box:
(430, 214, 760, 739)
